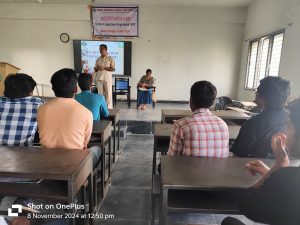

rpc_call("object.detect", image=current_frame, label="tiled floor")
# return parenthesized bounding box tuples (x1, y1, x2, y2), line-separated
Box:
(96, 135, 152, 225)
(97, 134, 260, 225)
(115, 102, 190, 122)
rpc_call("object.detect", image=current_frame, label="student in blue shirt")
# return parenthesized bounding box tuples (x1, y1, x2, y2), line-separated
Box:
(75, 73, 109, 120)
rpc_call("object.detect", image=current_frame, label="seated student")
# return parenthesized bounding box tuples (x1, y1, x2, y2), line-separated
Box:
(37, 68, 100, 166)
(0, 73, 43, 146)
(222, 97, 300, 225)
(137, 69, 156, 110)
(75, 73, 109, 120)
(168, 81, 229, 157)
(231, 76, 290, 158)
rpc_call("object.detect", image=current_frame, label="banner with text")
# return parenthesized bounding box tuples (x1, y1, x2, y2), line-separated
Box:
(91, 6, 139, 37)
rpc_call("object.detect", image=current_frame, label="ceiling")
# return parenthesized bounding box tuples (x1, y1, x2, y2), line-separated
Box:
(0, 0, 256, 7)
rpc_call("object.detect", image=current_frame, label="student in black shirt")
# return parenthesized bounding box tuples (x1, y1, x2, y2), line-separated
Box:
(231, 76, 291, 158)
(222, 97, 300, 225)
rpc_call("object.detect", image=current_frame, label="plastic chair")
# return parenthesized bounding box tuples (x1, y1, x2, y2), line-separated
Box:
(113, 78, 131, 107)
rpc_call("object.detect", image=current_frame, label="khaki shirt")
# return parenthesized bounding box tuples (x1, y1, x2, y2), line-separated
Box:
(94, 55, 116, 82)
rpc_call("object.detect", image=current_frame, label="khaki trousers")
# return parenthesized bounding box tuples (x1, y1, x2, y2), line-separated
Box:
(95, 80, 113, 109)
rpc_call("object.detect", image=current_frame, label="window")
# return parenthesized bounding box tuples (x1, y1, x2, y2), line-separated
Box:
(245, 30, 285, 89)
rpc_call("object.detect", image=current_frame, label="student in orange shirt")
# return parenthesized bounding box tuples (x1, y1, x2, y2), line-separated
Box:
(37, 68, 101, 167)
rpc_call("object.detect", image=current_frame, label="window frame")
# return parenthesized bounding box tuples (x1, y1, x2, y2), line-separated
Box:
(244, 29, 285, 90)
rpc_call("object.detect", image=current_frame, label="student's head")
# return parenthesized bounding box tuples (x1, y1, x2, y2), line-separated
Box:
(146, 69, 152, 76)
(51, 68, 77, 98)
(4, 73, 36, 99)
(255, 76, 290, 109)
(286, 97, 300, 158)
(78, 73, 93, 91)
(99, 44, 108, 56)
(190, 81, 217, 111)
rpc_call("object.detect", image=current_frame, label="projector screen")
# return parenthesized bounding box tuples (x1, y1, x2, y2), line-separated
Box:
(73, 40, 132, 76)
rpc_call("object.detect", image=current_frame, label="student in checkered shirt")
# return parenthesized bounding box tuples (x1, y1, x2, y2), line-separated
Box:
(168, 81, 229, 157)
(0, 74, 43, 146)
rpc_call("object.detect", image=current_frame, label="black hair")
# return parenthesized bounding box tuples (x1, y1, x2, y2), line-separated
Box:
(257, 76, 290, 109)
(288, 97, 300, 138)
(146, 69, 152, 74)
(4, 73, 36, 99)
(190, 81, 217, 109)
(51, 68, 77, 98)
(100, 44, 107, 50)
(78, 73, 93, 91)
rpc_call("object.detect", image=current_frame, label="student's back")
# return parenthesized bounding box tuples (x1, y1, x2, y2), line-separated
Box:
(231, 108, 288, 158)
(75, 73, 109, 120)
(37, 97, 92, 150)
(231, 76, 290, 158)
(169, 108, 229, 157)
(36, 68, 101, 167)
(168, 81, 229, 157)
(0, 74, 42, 146)
(75, 91, 108, 120)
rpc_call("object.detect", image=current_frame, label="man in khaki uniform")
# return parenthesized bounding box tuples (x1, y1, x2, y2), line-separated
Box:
(94, 44, 115, 109)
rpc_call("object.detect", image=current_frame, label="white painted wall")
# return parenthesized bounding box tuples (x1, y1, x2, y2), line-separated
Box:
(237, 0, 300, 101)
(0, 3, 246, 100)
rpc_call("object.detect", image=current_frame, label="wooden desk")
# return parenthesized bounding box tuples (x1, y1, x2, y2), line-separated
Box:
(161, 109, 250, 124)
(161, 110, 192, 123)
(92, 120, 112, 154)
(102, 109, 121, 164)
(159, 156, 275, 225)
(0, 147, 93, 222)
(226, 107, 250, 114)
(91, 120, 112, 205)
(152, 124, 241, 175)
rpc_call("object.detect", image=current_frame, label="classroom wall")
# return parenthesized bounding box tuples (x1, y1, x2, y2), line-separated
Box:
(0, 3, 246, 100)
(237, 0, 300, 101)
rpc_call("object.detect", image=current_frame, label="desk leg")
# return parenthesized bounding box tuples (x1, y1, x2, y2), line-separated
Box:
(66, 179, 75, 224)
(108, 137, 112, 177)
(153, 137, 157, 175)
(79, 185, 87, 225)
(159, 187, 168, 225)
(67, 180, 76, 225)
(93, 170, 97, 212)
(88, 173, 94, 225)
(101, 146, 106, 198)
(113, 120, 116, 164)
(118, 120, 120, 151)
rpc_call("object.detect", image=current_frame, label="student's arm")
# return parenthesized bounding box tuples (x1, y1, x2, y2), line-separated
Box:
(240, 134, 292, 224)
(230, 120, 257, 157)
(245, 133, 289, 188)
(239, 168, 293, 225)
(99, 96, 109, 118)
(84, 112, 93, 149)
(36, 106, 44, 126)
(167, 122, 184, 156)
